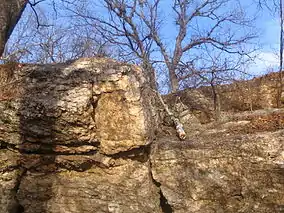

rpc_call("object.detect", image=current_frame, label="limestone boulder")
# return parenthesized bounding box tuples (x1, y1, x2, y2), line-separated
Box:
(17, 156, 160, 213)
(0, 58, 160, 213)
(0, 58, 156, 155)
(151, 129, 284, 213)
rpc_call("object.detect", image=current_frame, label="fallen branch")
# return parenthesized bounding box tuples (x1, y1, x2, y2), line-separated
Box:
(153, 89, 186, 140)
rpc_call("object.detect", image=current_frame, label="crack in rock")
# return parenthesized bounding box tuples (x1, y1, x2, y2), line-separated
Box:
(149, 158, 173, 213)
(7, 168, 26, 213)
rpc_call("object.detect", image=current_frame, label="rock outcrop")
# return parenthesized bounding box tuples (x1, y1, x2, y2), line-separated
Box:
(0, 58, 160, 213)
(165, 71, 284, 121)
(152, 113, 284, 212)
(0, 58, 283, 213)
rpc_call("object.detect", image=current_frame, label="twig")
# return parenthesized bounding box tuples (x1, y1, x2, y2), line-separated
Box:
(27, 0, 51, 28)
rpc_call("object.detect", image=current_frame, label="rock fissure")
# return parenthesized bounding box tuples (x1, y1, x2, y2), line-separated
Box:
(159, 189, 173, 213)
(89, 81, 100, 125)
(0, 165, 20, 173)
(104, 144, 151, 163)
(149, 160, 173, 213)
(2, 141, 99, 155)
(150, 174, 173, 213)
(7, 168, 26, 213)
(0, 140, 17, 150)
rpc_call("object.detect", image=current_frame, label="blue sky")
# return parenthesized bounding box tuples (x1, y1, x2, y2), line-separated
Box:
(244, 0, 281, 75)
(11, 0, 282, 76)
(157, 0, 281, 76)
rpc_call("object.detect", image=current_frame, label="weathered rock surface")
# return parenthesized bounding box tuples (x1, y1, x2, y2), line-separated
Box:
(163, 90, 214, 124)
(0, 58, 161, 213)
(1, 150, 161, 213)
(197, 71, 284, 112)
(0, 58, 284, 213)
(151, 111, 284, 213)
(0, 58, 155, 154)
(17, 157, 160, 213)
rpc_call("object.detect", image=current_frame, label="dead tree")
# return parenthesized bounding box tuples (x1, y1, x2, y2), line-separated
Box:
(63, 0, 159, 89)
(142, 0, 257, 92)
(3, 2, 111, 64)
(178, 45, 253, 119)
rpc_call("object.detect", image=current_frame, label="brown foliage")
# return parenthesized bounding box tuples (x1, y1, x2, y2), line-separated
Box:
(0, 63, 23, 101)
(248, 112, 284, 132)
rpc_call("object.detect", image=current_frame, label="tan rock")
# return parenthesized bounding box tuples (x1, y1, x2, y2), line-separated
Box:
(151, 129, 284, 213)
(0, 57, 159, 213)
(17, 159, 161, 213)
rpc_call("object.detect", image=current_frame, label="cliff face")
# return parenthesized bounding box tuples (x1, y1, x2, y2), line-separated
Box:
(0, 58, 160, 213)
(153, 112, 284, 213)
(0, 58, 283, 213)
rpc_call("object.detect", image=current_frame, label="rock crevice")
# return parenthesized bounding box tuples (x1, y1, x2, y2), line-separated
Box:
(7, 167, 26, 213)
(149, 153, 173, 213)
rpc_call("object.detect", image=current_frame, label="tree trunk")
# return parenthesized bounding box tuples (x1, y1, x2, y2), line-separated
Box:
(0, 0, 27, 57)
(248, 83, 253, 111)
(277, 0, 284, 107)
(169, 67, 179, 93)
(142, 61, 158, 90)
(211, 83, 221, 120)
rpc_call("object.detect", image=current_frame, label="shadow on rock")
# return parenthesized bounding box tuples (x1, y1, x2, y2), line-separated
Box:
(15, 62, 97, 213)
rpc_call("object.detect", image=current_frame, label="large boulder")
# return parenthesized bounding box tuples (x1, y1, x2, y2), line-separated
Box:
(0, 58, 156, 154)
(0, 58, 161, 213)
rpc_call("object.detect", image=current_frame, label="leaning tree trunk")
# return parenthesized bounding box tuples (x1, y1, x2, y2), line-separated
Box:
(0, 0, 27, 57)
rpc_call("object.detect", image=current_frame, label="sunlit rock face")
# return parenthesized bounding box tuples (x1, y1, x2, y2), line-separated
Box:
(0, 58, 283, 213)
(0, 58, 161, 213)
(151, 112, 284, 213)
(0, 58, 156, 154)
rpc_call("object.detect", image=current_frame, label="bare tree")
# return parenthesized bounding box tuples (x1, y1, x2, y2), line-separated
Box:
(0, 0, 257, 92)
(92, 0, 159, 89)
(178, 43, 253, 119)
(66, 0, 257, 92)
(4, 2, 112, 64)
(0, 0, 28, 57)
(141, 0, 256, 92)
